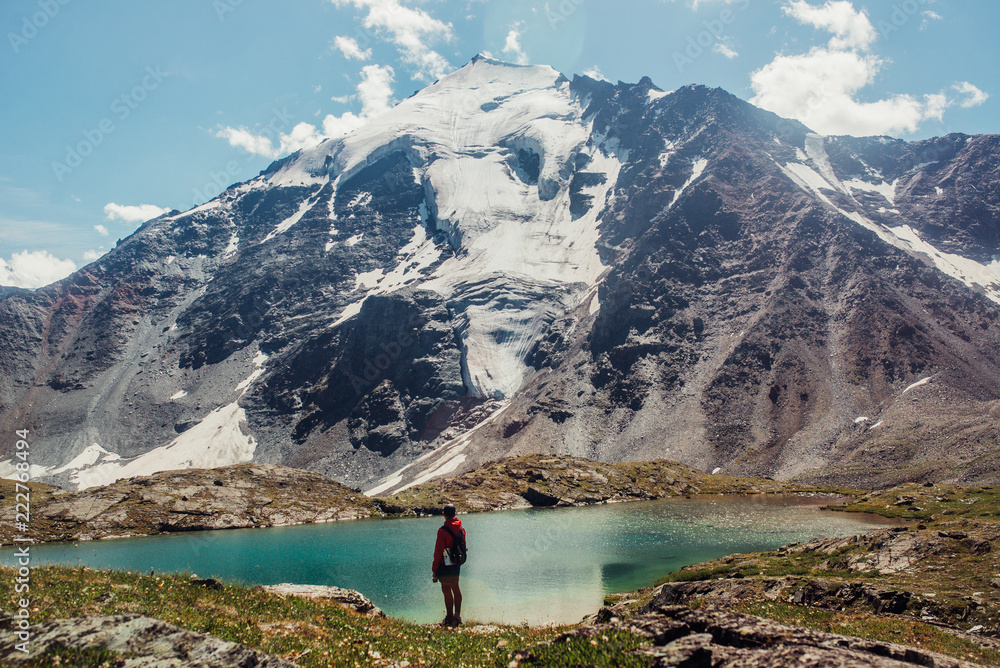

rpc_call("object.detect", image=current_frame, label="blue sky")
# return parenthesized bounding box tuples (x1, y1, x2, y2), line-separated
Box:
(1, 0, 996, 287)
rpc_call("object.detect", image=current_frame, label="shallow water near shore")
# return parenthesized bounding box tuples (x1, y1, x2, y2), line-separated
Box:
(22, 495, 895, 625)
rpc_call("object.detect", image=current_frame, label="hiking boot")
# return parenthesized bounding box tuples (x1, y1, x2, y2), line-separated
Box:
(448, 615, 462, 627)
(440, 615, 455, 627)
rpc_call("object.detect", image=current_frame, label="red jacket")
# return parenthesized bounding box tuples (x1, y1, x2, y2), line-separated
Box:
(432, 517, 465, 572)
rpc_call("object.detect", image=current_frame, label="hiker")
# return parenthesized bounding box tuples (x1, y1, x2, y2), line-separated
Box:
(432, 503, 466, 627)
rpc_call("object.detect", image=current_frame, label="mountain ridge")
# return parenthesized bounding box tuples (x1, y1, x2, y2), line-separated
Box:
(2, 57, 999, 493)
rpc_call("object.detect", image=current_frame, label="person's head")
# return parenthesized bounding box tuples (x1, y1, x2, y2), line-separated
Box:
(443, 504, 456, 518)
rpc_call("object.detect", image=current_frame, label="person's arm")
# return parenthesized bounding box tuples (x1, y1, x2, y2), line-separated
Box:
(432, 527, 446, 573)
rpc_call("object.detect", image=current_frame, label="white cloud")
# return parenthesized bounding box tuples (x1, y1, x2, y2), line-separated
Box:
(216, 64, 396, 158)
(104, 203, 171, 224)
(582, 66, 609, 82)
(94, 224, 109, 236)
(954, 81, 989, 108)
(355, 63, 395, 116)
(331, 0, 454, 81)
(279, 122, 328, 154)
(921, 9, 943, 28)
(750, 0, 988, 136)
(714, 41, 739, 59)
(215, 127, 276, 157)
(333, 35, 372, 61)
(83, 250, 103, 262)
(0, 250, 77, 289)
(751, 48, 956, 135)
(502, 23, 529, 65)
(783, 0, 875, 50)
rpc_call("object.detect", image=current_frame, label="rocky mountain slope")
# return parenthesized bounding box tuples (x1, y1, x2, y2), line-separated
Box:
(1, 56, 999, 493)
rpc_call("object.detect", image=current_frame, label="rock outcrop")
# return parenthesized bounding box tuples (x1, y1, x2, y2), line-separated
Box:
(0, 613, 296, 667)
(387, 453, 804, 512)
(0, 463, 378, 545)
(262, 584, 386, 618)
(531, 605, 990, 667)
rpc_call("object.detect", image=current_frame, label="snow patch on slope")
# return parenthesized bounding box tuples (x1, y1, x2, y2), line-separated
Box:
(669, 158, 707, 209)
(261, 195, 319, 244)
(902, 376, 933, 395)
(44, 353, 270, 490)
(224, 234, 240, 258)
(290, 57, 621, 398)
(366, 402, 510, 495)
(886, 226, 1000, 304)
(647, 89, 669, 103)
(804, 134, 848, 196)
(50, 444, 120, 474)
(845, 178, 897, 205)
(332, 224, 445, 328)
(778, 141, 1000, 306)
(69, 402, 258, 490)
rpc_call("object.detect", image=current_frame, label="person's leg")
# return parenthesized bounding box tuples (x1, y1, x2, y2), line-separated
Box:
(440, 581, 455, 620)
(451, 579, 462, 621)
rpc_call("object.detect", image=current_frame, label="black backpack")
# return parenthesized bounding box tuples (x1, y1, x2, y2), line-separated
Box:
(443, 525, 468, 566)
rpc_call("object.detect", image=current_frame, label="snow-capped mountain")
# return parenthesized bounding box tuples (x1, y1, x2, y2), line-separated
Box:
(3, 56, 1000, 492)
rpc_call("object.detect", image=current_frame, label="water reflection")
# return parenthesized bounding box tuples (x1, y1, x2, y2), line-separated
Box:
(13, 495, 894, 625)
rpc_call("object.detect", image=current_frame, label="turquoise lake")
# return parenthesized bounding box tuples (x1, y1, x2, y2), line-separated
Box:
(18, 495, 895, 625)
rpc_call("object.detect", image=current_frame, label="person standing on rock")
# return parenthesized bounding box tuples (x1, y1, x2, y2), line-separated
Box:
(432, 503, 466, 627)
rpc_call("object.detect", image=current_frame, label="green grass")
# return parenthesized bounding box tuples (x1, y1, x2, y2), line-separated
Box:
(827, 482, 1000, 521)
(1, 566, 564, 667)
(738, 601, 1000, 666)
(520, 630, 653, 668)
(17, 646, 129, 667)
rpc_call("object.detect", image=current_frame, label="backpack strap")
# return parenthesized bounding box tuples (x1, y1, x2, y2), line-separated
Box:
(442, 525, 464, 547)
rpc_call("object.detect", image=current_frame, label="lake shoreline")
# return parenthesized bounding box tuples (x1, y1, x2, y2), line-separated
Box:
(10, 494, 896, 628)
(4, 483, 997, 666)
(1, 454, 866, 547)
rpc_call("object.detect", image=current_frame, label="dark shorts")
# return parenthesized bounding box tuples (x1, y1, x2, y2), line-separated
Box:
(436, 564, 460, 580)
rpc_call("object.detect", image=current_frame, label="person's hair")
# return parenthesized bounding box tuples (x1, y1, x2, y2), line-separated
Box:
(443, 504, 456, 518)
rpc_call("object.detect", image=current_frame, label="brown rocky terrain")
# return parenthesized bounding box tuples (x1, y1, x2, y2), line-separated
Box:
(0, 456, 830, 545)
(549, 484, 1000, 666)
(0, 463, 380, 545)
(5, 476, 1000, 665)
(529, 605, 992, 667)
(386, 453, 815, 512)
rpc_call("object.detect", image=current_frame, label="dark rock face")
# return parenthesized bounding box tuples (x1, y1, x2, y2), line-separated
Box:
(2, 59, 999, 492)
